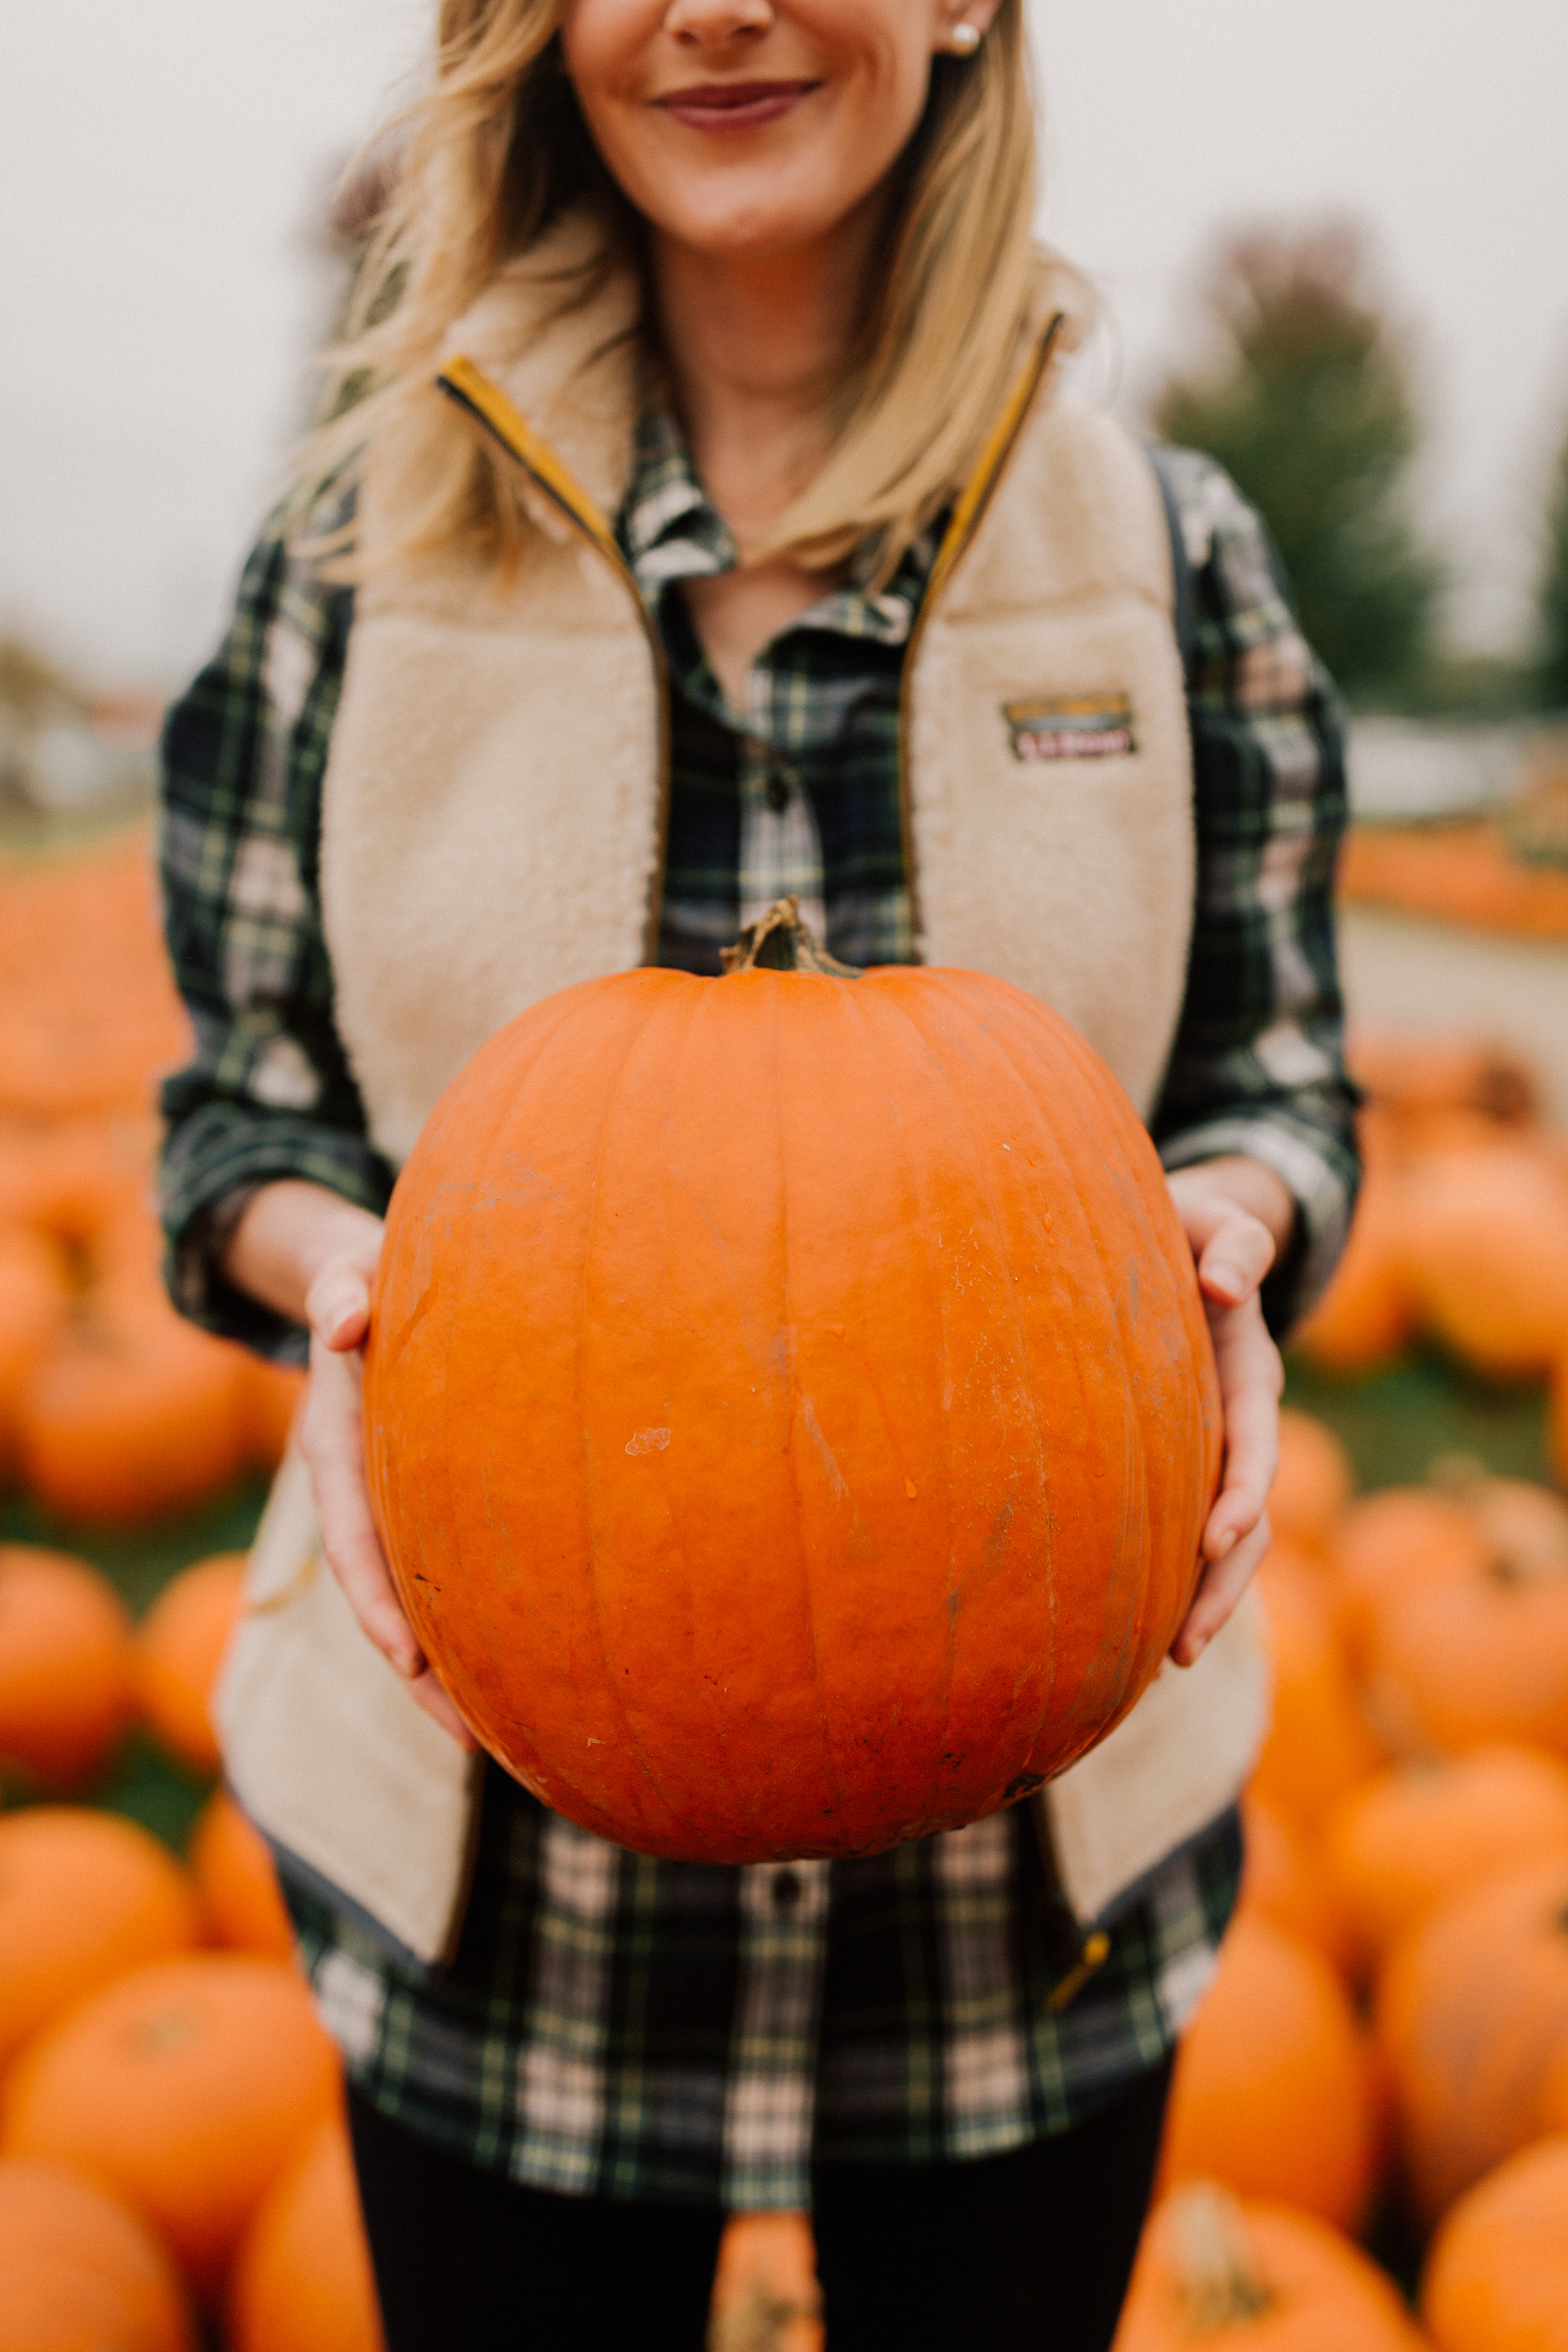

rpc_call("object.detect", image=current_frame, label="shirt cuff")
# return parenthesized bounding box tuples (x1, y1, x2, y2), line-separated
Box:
(1158, 1112, 1357, 1336)
(159, 1109, 395, 1363)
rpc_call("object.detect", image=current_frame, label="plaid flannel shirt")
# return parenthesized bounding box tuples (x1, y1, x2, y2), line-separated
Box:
(158, 410, 1355, 2208)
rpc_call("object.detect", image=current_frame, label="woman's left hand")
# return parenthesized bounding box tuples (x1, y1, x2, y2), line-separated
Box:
(1164, 1159, 1292, 1667)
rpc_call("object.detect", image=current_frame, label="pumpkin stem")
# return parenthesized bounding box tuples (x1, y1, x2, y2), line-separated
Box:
(1169, 2184, 1275, 2332)
(721, 898, 862, 978)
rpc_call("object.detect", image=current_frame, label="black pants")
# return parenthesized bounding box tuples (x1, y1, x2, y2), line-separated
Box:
(347, 2056, 1173, 2352)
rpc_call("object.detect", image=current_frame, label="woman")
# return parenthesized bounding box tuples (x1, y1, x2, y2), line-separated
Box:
(159, 4, 1356, 2346)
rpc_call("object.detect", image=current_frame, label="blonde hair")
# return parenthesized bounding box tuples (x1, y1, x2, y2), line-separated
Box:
(301, 0, 1044, 578)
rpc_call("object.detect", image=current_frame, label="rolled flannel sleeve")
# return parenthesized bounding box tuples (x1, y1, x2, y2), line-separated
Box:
(158, 519, 394, 1362)
(1149, 450, 1360, 1336)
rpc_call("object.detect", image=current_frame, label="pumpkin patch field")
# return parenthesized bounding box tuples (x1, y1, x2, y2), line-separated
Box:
(9, 828, 1568, 2349)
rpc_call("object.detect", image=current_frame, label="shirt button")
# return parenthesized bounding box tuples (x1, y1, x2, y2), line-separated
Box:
(765, 772, 791, 814)
(773, 1869, 802, 1909)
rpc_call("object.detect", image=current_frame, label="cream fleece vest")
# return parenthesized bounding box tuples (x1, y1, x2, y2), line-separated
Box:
(217, 233, 1267, 1967)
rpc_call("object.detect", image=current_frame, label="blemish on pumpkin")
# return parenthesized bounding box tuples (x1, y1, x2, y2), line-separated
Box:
(625, 1428, 672, 1456)
(905, 1480, 918, 1499)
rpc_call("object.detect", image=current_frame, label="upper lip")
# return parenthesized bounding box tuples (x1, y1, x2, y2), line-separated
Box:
(654, 79, 820, 108)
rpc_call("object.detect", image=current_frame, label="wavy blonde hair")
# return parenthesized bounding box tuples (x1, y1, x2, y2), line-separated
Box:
(301, 0, 1044, 577)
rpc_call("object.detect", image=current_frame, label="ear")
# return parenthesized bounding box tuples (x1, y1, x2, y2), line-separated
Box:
(935, 0, 1005, 54)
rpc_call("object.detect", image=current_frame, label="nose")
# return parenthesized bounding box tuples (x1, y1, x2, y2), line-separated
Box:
(662, 0, 775, 44)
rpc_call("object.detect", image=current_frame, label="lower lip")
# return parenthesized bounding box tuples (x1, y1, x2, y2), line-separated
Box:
(658, 86, 816, 134)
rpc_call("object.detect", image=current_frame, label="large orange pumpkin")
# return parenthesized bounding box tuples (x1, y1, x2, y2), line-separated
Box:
(226, 2113, 384, 2352)
(1422, 2136, 1568, 2352)
(1324, 1747, 1568, 1977)
(0, 1544, 135, 1788)
(189, 1791, 293, 1958)
(0, 1953, 340, 2301)
(1115, 2185, 1426, 2352)
(1159, 1916, 1382, 2229)
(0, 2156, 197, 2352)
(0, 1808, 200, 2072)
(134, 1553, 247, 1776)
(364, 908, 1221, 1864)
(1376, 1858, 1568, 2220)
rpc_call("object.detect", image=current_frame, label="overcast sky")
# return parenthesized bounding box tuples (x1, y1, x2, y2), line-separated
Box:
(3, 0, 1565, 683)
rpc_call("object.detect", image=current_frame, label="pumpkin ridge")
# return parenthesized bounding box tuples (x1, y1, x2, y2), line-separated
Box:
(774, 980, 856, 1842)
(578, 979, 716, 1848)
(928, 976, 1139, 1754)
(872, 975, 1067, 1808)
(841, 979, 967, 1828)
(896, 972, 1071, 1758)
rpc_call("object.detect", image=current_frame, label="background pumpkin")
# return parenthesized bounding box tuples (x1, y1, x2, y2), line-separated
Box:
(1422, 2136, 1568, 2352)
(1238, 1796, 1355, 1977)
(1158, 1916, 1381, 2229)
(226, 2113, 384, 2352)
(0, 1809, 200, 2072)
(188, 1791, 293, 1959)
(1365, 1522, 1568, 1761)
(1327, 1487, 1490, 1673)
(1398, 1144, 1568, 1380)
(1269, 1411, 1355, 1555)
(1248, 1551, 1386, 1831)
(0, 1545, 134, 1789)
(1114, 2184, 1428, 2352)
(365, 927, 1220, 1864)
(1376, 1858, 1568, 2220)
(0, 2156, 197, 2352)
(0, 1953, 340, 2302)
(134, 1554, 246, 1777)
(1324, 1748, 1568, 1976)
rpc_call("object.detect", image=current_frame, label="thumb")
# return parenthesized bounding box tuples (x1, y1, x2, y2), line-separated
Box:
(307, 1264, 372, 1350)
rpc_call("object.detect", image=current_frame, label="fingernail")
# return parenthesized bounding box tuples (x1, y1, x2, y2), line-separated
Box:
(1209, 1261, 1244, 1295)
(1188, 1633, 1207, 1659)
(1211, 1527, 1238, 1559)
(392, 1649, 422, 1680)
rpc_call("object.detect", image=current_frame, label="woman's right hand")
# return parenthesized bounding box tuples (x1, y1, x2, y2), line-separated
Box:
(226, 1181, 476, 1749)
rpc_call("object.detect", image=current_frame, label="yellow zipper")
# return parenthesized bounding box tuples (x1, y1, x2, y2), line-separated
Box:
(441, 312, 1064, 966)
(437, 354, 673, 963)
(896, 309, 1066, 945)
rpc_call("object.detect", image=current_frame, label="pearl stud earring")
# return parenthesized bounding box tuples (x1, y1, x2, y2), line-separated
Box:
(948, 20, 982, 53)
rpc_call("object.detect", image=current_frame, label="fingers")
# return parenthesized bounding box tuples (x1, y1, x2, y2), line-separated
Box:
(300, 1338, 426, 1682)
(1201, 1294, 1284, 1563)
(305, 1256, 374, 1353)
(1196, 1207, 1276, 1310)
(1171, 1509, 1273, 1666)
(409, 1669, 481, 1753)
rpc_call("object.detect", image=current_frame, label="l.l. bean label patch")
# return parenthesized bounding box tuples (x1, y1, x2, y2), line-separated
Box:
(1004, 693, 1135, 763)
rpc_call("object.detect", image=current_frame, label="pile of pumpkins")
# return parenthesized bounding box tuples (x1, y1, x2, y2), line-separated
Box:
(1297, 1032, 1568, 1487)
(0, 1544, 380, 2350)
(0, 836, 303, 1527)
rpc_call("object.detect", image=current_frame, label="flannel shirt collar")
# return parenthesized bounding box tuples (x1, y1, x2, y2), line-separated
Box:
(618, 402, 934, 654)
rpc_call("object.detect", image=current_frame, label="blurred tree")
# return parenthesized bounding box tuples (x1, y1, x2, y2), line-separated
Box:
(1152, 226, 1442, 702)
(1538, 419, 1568, 709)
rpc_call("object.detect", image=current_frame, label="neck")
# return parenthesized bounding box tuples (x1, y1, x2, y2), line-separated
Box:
(651, 202, 882, 540)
